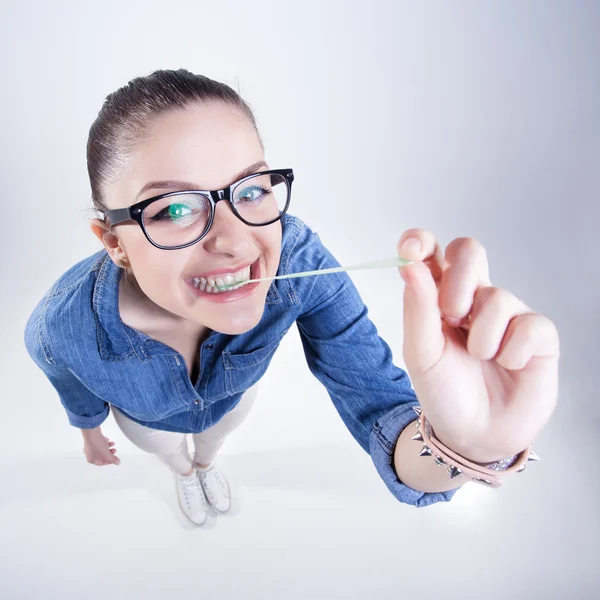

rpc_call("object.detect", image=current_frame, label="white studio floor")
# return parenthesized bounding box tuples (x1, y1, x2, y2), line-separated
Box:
(2, 313, 599, 600)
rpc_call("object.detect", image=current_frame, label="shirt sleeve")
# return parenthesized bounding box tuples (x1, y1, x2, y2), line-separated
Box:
(295, 233, 462, 508)
(24, 309, 110, 429)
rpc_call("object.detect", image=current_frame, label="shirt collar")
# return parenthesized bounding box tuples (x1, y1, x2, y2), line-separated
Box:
(93, 253, 152, 361)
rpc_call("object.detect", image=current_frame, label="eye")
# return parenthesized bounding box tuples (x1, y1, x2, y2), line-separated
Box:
(235, 185, 270, 204)
(168, 203, 191, 219)
(152, 202, 194, 221)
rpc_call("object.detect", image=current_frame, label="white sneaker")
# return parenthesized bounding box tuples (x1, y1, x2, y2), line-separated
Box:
(197, 464, 231, 513)
(176, 471, 209, 525)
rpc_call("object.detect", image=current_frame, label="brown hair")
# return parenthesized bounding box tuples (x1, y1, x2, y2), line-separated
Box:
(86, 68, 263, 216)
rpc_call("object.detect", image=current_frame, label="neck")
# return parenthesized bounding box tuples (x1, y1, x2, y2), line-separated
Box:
(119, 267, 211, 337)
(122, 268, 143, 298)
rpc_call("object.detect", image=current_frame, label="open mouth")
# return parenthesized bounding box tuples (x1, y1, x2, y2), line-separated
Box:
(188, 258, 258, 295)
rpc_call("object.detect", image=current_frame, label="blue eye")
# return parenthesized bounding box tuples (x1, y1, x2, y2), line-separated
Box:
(236, 185, 269, 204)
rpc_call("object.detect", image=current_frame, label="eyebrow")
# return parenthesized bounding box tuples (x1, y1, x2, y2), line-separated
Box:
(135, 160, 269, 201)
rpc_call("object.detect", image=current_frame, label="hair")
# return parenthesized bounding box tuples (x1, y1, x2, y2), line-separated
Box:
(86, 68, 263, 216)
(84, 68, 263, 295)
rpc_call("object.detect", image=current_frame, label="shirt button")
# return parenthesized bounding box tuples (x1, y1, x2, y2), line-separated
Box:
(205, 344, 213, 350)
(194, 399, 201, 405)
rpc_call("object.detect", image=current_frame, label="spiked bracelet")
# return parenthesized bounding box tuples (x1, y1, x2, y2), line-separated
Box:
(410, 406, 540, 488)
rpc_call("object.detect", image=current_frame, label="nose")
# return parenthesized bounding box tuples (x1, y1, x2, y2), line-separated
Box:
(201, 200, 254, 255)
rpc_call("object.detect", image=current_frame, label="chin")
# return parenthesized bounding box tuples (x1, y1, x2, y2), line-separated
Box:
(209, 310, 264, 336)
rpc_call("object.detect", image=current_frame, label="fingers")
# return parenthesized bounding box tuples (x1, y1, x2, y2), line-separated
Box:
(401, 261, 446, 377)
(397, 229, 447, 377)
(397, 232, 492, 328)
(467, 286, 560, 369)
(88, 437, 121, 466)
(438, 237, 492, 325)
(92, 454, 120, 466)
(397, 229, 560, 379)
(467, 287, 532, 361)
(495, 312, 560, 369)
(398, 229, 445, 286)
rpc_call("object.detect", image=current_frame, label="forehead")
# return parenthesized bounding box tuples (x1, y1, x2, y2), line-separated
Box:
(108, 102, 264, 208)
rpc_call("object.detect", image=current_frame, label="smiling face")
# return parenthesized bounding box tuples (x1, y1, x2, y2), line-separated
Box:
(90, 101, 283, 336)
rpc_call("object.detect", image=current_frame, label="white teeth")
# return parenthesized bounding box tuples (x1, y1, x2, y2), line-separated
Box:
(191, 264, 252, 293)
(201, 282, 244, 294)
(234, 269, 248, 283)
(192, 267, 250, 291)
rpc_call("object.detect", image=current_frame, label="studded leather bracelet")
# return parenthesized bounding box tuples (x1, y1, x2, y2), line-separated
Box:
(410, 406, 540, 488)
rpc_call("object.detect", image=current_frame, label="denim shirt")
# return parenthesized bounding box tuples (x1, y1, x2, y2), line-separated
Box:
(24, 213, 460, 508)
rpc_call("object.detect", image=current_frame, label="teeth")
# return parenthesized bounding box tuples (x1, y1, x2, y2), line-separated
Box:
(200, 282, 245, 294)
(191, 264, 252, 293)
(236, 268, 249, 282)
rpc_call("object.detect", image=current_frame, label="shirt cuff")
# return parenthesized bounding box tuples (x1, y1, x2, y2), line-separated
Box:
(369, 401, 463, 507)
(65, 404, 110, 429)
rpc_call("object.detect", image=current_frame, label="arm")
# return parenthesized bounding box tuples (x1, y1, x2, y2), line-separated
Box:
(28, 360, 109, 429)
(24, 322, 119, 465)
(24, 313, 110, 429)
(294, 230, 464, 507)
(394, 420, 470, 492)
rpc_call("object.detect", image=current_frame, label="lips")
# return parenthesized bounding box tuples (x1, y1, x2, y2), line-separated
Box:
(187, 258, 258, 281)
(185, 257, 262, 302)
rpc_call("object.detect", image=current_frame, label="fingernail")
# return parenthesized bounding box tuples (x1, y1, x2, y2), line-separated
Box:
(445, 316, 461, 326)
(401, 237, 421, 257)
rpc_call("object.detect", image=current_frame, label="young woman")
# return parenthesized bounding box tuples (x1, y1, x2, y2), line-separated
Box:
(24, 69, 560, 526)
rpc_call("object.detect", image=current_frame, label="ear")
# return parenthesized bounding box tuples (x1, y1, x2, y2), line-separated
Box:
(89, 218, 122, 254)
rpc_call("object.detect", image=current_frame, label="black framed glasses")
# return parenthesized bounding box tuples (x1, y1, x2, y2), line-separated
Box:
(103, 168, 294, 250)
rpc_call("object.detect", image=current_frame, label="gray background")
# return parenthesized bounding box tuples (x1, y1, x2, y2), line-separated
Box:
(2, 1, 599, 598)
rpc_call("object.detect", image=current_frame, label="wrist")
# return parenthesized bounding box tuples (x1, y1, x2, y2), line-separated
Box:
(415, 410, 535, 488)
(81, 426, 102, 440)
(433, 429, 512, 465)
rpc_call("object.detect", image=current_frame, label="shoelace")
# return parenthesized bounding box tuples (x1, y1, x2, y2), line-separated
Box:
(199, 467, 229, 501)
(180, 476, 206, 508)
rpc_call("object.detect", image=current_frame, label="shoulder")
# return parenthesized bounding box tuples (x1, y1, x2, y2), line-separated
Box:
(280, 213, 338, 272)
(24, 250, 107, 366)
(278, 213, 353, 312)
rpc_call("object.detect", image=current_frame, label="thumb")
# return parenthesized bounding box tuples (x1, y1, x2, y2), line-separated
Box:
(104, 446, 121, 465)
(399, 261, 445, 377)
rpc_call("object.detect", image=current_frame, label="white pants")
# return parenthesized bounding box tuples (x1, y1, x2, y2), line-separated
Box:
(112, 384, 258, 475)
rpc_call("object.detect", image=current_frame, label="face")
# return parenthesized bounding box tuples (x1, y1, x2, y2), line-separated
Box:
(90, 101, 283, 336)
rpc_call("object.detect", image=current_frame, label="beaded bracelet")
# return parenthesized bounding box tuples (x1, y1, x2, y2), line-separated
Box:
(410, 406, 540, 488)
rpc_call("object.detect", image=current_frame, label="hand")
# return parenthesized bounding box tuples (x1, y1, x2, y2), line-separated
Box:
(82, 427, 121, 466)
(397, 230, 560, 463)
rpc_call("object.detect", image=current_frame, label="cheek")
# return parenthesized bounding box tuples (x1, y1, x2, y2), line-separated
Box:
(136, 265, 177, 302)
(260, 224, 282, 264)
(120, 227, 150, 262)
(131, 244, 181, 292)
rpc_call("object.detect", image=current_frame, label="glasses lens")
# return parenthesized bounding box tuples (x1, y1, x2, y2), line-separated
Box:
(232, 173, 289, 224)
(142, 193, 210, 248)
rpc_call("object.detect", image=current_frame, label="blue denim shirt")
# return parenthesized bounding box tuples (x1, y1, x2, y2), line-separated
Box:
(24, 213, 460, 507)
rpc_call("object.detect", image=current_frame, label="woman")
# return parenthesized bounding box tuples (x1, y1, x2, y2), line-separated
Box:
(24, 69, 560, 526)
